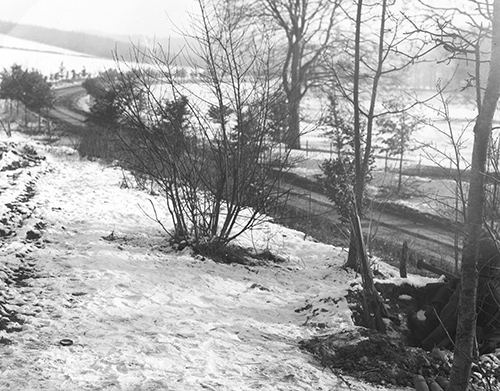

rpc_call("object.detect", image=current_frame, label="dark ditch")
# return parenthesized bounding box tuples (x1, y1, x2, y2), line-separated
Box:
(301, 268, 500, 389)
(0, 143, 46, 345)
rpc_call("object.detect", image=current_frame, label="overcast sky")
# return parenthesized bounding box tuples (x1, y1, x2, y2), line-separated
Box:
(0, 0, 195, 37)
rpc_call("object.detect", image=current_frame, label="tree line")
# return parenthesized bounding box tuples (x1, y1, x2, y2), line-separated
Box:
(0, 64, 54, 132)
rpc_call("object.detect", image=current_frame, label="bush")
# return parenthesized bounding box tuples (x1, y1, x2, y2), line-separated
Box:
(86, 1, 291, 249)
(0, 64, 54, 113)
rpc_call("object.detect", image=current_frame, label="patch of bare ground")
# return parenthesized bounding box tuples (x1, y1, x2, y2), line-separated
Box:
(301, 281, 500, 390)
(0, 140, 47, 345)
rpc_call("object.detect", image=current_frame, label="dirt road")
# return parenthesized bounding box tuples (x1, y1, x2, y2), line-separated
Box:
(50, 85, 87, 127)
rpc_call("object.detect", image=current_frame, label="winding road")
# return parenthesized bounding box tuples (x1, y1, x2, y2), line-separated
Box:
(51, 84, 458, 272)
(50, 84, 88, 127)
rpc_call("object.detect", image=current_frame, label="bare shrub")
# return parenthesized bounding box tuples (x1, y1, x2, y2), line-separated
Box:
(95, 0, 290, 251)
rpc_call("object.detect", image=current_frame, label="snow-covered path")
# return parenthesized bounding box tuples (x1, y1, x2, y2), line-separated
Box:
(0, 143, 392, 390)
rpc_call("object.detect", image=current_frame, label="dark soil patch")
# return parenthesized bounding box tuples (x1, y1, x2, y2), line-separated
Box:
(0, 336, 13, 345)
(188, 243, 286, 266)
(303, 280, 500, 389)
(193, 242, 286, 266)
(252, 248, 287, 264)
(0, 302, 25, 334)
(12, 266, 39, 288)
(300, 329, 451, 387)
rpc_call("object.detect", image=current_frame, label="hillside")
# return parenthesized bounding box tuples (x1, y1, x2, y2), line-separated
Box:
(0, 132, 399, 391)
(0, 33, 116, 77)
(0, 21, 189, 62)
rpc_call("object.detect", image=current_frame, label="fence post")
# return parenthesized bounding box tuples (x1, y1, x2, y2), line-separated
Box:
(400, 240, 408, 278)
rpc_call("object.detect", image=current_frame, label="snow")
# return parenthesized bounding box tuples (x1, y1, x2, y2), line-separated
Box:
(416, 310, 427, 322)
(0, 34, 87, 57)
(374, 261, 445, 287)
(0, 132, 420, 390)
(0, 34, 119, 78)
(297, 88, 500, 172)
(75, 95, 91, 113)
(0, 45, 115, 77)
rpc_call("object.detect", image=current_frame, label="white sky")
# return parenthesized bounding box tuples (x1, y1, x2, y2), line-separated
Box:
(0, 0, 196, 38)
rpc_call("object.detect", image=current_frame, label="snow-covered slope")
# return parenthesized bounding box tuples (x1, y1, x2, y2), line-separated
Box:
(0, 33, 116, 77)
(0, 34, 87, 56)
(0, 132, 415, 390)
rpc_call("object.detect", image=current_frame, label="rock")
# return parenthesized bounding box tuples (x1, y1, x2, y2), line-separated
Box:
(101, 231, 116, 241)
(34, 221, 46, 230)
(0, 225, 12, 237)
(249, 283, 270, 291)
(25, 230, 41, 240)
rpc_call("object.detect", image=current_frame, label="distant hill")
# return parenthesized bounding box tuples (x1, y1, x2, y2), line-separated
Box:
(0, 20, 192, 63)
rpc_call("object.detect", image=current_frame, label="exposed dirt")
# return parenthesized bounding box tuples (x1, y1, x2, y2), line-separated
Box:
(0, 140, 47, 344)
(301, 328, 451, 388)
(302, 281, 500, 390)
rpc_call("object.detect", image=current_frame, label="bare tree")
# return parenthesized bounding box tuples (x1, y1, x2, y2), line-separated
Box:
(416, 0, 493, 111)
(324, 0, 433, 268)
(419, 89, 472, 272)
(95, 0, 291, 257)
(449, 0, 500, 389)
(257, 0, 340, 149)
(377, 97, 423, 194)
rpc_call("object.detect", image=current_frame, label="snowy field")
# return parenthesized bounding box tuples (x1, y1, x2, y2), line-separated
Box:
(0, 34, 118, 77)
(299, 89, 498, 170)
(0, 131, 437, 390)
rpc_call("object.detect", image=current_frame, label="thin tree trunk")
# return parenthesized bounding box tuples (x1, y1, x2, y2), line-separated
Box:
(454, 182, 460, 274)
(287, 96, 301, 149)
(397, 150, 404, 194)
(361, 0, 387, 186)
(350, 200, 387, 332)
(346, 0, 364, 269)
(345, 231, 359, 269)
(7, 100, 11, 134)
(352, 0, 363, 208)
(284, 37, 302, 150)
(449, 1, 500, 389)
(400, 241, 408, 278)
(347, 0, 387, 268)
